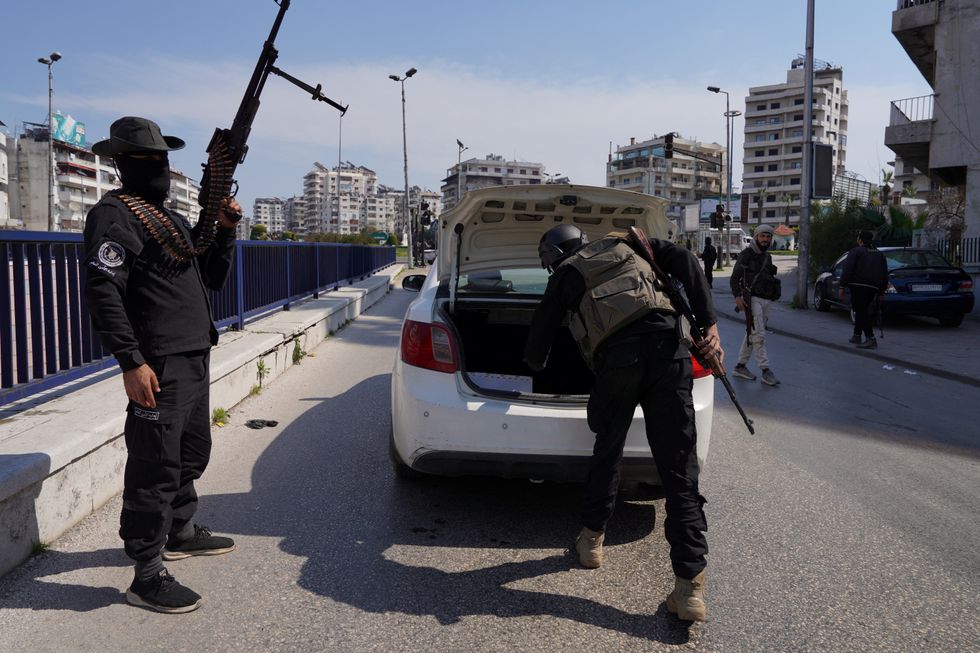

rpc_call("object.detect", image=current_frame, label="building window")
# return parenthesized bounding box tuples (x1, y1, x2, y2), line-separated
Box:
(770, 102, 781, 109)
(769, 133, 780, 141)
(755, 135, 766, 142)
(793, 114, 804, 121)
(791, 177, 801, 185)
(765, 210, 776, 218)
(767, 164, 778, 171)
(507, 168, 514, 173)
(494, 168, 501, 172)
(754, 165, 764, 173)
(752, 210, 760, 219)
(768, 148, 778, 156)
(795, 98, 804, 105)
(756, 119, 767, 125)
(755, 150, 765, 157)
(756, 104, 767, 111)
(766, 195, 776, 202)
(792, 146, 802, 153)
(791, 129, 803, 137)
(790, 162, 801, 169)
(520, 169, 527, 174)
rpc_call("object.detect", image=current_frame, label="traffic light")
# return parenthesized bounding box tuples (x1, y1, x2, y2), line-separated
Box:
(664, 132, 674, 159)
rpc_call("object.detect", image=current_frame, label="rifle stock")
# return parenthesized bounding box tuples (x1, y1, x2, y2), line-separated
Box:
(627, 226, 755, 434)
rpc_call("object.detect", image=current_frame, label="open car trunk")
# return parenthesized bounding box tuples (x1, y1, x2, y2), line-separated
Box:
(441, 301, 595, 397)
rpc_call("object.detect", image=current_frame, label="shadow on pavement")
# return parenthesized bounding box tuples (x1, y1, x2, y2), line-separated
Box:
(204, 373, 692, 645)
(0, 548, 130, 612)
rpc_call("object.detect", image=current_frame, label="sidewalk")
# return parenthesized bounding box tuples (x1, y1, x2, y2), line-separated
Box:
(0, 265, 404, 578)
(706, 255, 980, 387)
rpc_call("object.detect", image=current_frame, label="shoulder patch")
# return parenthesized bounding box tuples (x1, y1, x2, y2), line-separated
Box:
(97, 241, 126, 268)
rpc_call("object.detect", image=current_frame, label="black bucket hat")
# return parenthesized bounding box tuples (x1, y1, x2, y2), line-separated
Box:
(91, 116, 185, 157)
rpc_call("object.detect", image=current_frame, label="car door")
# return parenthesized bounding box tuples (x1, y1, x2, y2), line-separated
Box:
(828, 254, 849, 307)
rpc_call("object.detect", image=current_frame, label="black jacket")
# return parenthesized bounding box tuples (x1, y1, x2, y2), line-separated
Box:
(700, 244, 717, 267)
(524, 238, 717, 371)
(731, 245, 778, 298)
(840, 245, 889, 291)
(83, 194, 236, 371)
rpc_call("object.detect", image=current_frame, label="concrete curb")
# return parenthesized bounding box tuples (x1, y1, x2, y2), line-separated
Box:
(715, 308, 980, 389)
(0, 264, 403, 578)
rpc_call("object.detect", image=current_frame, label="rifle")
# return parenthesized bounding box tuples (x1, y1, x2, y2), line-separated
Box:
(735, 288, 753, 338)
(627, 226, 755, 435)
(195, 0, 347, 251)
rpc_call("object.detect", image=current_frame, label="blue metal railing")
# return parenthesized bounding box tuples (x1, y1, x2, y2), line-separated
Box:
(1, 231, 395, 405)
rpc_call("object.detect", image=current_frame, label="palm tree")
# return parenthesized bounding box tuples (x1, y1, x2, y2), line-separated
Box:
(782, 193, 793, 225)
(880, 168, 895, 206)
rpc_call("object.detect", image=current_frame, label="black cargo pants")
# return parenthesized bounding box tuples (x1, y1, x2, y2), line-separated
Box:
(119, 350, 212, 562)
(850, 285, 878, 339)
(583, 335, 708, 579)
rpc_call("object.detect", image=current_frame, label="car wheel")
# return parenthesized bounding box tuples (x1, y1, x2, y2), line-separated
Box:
(814, 284, 829, 311)
(389, 424, 425, 479)
(939, 314, 964, 328)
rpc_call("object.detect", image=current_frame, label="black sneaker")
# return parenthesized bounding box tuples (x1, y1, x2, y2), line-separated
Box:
(163, 524, 236, 561)
(126, 569, 201, 614)
(848, 335, 862, 344)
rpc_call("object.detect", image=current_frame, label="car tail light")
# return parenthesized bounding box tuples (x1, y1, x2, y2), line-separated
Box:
(885, 282, 897, 294)
(691, 356, 713, 379)
(958, 279, 973, 293)
(401, 320, 458, 373)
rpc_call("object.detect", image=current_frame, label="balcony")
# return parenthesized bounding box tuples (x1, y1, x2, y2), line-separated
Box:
(884, 94, 933, 174)
(892, 0, 939, 85)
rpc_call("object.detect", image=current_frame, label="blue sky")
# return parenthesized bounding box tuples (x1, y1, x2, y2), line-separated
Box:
(1, 0, 929, 217)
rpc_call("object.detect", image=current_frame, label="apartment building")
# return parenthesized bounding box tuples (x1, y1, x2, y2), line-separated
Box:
(441, 154, 544, 211)
(252, 197, 288, 234)
(302, 162, 379, 235)
(0, 129, 9, 226)
(606, 134, 725, 224)
(891, 156, 935, 203)
(284, 195, 305, 233)
(742, 58, 849, 224)
(885, 0, 979, 237)
(11, 123, 199, 231)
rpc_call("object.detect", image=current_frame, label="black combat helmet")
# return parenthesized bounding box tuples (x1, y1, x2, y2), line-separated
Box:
(538, 224, 588, 271)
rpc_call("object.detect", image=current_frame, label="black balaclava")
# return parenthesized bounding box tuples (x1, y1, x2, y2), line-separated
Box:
(115, 153, 171, 204)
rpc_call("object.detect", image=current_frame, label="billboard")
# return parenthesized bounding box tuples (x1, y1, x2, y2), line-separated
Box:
(51, 113, 86, 147)
(698, 195, 742, 223)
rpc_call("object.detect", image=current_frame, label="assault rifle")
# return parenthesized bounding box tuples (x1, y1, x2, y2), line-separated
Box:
(197, 0, 347, 240)
(627, 227, 755, 435)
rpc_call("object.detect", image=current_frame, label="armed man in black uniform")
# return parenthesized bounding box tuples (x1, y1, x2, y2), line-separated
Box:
(524, 224, 722, 622)
(85, 116, 241, 614)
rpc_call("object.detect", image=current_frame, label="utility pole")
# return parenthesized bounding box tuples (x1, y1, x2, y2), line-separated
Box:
(389, 67, 417, 265)
(38, 51, 61, 232)
(456, 139, 468, 208)
(797, 0, 816, 309)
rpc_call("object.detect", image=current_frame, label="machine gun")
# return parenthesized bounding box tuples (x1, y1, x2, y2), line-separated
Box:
(195, 0, 347, 252)
(627, 226, 755, 434)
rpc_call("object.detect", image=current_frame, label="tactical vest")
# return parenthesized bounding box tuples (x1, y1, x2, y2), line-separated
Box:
(560, 237, 676, 364)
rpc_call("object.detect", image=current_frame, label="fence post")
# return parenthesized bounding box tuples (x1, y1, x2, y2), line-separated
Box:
(235, 245, 245, 331)
(284, 244, 292, 311)
(314, 243, 320, 299)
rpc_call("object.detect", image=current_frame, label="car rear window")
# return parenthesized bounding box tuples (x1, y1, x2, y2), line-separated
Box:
(459, 268, 550, 294)
(884, 250, 951, 270)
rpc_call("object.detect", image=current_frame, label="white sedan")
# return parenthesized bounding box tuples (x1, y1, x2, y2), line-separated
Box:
(390, 185, 714, 484)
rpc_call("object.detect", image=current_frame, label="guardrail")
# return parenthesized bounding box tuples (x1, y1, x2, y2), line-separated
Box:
(890, 94, 934, 124)
(1, 231, 395, 406)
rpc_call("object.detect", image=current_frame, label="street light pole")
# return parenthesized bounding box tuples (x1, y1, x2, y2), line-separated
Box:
(456, 139, 468, 208)
(390, 67, 417, 265)
(707, 85, 731, 268)
(38, 51, 61, 232)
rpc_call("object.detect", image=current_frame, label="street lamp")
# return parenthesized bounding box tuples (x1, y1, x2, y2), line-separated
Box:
(38, 51, 61, 232)
(707, 85, 738, 268)
(456, 139, 468, 206)
(390, 67, 417, 266)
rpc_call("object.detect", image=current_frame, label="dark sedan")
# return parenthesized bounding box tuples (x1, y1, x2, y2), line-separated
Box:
(814, 247, 975, 327)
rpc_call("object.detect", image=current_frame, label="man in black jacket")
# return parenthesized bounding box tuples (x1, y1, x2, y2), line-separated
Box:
(840, 230, 889, 349)
(700, 237, 717, 288)
(730, 224, 781, 386)
(84, 117, 241, 613)
(524, 224, 721, 622)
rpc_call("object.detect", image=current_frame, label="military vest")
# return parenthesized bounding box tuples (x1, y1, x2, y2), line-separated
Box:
(560, 237, 676, 364)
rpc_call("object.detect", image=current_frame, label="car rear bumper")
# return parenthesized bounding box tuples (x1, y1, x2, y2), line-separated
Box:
(885, 293, 974, 316)
(391, 360, 713, 482)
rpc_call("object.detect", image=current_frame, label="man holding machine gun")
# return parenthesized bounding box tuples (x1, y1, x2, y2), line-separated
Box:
(731, 224, 781, 387)
(523, 224, 722, 622)
(85, 117, 241, 613)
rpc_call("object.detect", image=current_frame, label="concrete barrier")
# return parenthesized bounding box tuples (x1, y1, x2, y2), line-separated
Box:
(0, 266, 401, 577)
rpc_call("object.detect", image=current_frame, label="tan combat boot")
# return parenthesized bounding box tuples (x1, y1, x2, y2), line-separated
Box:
(666, 570, 707, 622)
(574, 527, 604, 569)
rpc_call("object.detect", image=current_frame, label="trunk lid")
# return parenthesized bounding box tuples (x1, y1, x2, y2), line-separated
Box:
(436, 184, 675, 283)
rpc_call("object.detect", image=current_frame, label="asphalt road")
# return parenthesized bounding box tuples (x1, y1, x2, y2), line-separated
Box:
(1, 286, 977, 652)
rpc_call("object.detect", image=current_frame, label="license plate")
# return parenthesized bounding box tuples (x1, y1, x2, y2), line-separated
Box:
(912, 284, 943, 292)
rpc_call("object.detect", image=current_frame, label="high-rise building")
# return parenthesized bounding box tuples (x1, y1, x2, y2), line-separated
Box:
(302, 162, 379, 235)
(253, 197, 288, 234)
(606, 134, 725, 225)
(885, 0, 980, 237)
(742, 58, 849, 224)
(441, 154, 544, 211)
(284, 195, 305, 234)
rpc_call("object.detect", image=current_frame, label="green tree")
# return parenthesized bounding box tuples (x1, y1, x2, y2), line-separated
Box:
(250, 223, 268, 240)
(808, 197, 882, 275)
(875, 205, 926, 246)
